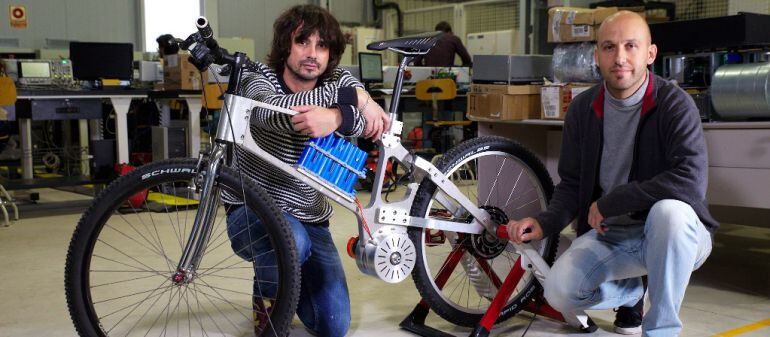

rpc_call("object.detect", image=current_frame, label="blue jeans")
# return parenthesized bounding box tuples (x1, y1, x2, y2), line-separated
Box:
(226, 206, 350, 337)
(543, 199, 713, 337)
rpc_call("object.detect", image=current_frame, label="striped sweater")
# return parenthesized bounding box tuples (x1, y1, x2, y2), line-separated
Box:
(221, 62, 366, 224)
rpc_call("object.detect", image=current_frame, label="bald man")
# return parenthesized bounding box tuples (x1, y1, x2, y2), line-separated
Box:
(505, 11, 717, 336)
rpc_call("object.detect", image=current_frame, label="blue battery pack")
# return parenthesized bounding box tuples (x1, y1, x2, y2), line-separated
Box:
(297, 134, 368, 197)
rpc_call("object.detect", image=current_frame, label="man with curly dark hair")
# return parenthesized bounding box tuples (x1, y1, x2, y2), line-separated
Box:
(223, 4, 389, 336)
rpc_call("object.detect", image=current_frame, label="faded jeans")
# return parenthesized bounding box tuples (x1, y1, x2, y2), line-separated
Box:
(544, 199, 713, 337)
(226, 206, 350, 337)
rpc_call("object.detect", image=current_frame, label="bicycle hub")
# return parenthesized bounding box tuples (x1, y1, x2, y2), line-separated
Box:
(355, 225, 415, 284)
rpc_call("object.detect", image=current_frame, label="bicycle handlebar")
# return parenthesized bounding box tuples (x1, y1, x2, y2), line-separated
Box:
(196, 17, 213, 40)
(161, 16, 255, 94)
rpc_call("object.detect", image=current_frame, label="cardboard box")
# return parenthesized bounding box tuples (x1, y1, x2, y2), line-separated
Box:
(540, 83, 593, 120)
(468, 84, 541, 120)
(163, 53, 207, 90)
(548, 24, 595, 43)
(549, 7, 595, 25)
(594, 7, 621, 24)
(547, 6, 621, 43)
(548, 6, 620, 25)
(471, 84, 540, 95)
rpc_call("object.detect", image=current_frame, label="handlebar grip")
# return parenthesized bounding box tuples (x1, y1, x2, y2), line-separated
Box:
(196, 17, 213, 39)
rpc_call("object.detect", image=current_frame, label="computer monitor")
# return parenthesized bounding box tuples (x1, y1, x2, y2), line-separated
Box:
(0, 52, 36, 59)
(69, 41, 134, 81)
(19, 60, 51, 78)
(358, 52, 383, 84)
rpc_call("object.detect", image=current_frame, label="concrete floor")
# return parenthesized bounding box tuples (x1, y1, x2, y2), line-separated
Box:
(0, 188, 768, 337)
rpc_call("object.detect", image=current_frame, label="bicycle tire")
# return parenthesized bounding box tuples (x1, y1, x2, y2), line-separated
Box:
(65, 158, 300, 337)
(409, 136, 559, 327)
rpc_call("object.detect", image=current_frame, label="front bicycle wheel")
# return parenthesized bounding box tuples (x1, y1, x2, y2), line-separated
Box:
(409, 136, 558, 327)
(65, 159, 300, 337)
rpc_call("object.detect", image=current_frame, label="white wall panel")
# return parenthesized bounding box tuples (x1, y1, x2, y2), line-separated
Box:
(0, 0, 138, 49)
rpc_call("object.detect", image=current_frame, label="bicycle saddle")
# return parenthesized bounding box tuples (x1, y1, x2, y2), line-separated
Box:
(367, 32, 443, 54)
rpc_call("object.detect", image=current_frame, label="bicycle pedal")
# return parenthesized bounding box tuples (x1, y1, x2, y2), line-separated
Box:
(426, 230, 446, 246)
(429, 209, 453, 218)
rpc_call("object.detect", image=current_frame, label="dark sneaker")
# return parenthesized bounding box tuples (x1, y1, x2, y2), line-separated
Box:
(613, 305, 642, 334)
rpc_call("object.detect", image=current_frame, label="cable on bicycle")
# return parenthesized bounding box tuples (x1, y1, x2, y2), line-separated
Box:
(198, 75, 213, 147)
(384, 160, 412, 202)
(354, 197, 373, 240)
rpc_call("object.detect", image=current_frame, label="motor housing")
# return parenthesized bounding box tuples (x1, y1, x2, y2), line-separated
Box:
(355, 225, 415, 283)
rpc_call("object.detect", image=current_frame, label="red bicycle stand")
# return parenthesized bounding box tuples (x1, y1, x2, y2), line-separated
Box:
(401, 229, 597, 337)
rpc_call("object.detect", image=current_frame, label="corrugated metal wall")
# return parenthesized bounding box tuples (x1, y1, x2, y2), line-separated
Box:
(663, 0, 730, 20)
(403, 7, 454, 35)
(383, 1, 522, 36)
(465, 1, 519, 34)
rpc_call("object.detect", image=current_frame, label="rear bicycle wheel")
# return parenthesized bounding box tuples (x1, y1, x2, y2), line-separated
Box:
(409, 136, 558, 327)
(65, 159, 300, 337)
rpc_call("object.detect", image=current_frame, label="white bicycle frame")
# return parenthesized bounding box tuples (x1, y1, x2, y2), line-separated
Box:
(173, 47, 591, 330)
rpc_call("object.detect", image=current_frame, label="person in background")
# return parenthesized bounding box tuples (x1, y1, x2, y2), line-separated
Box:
(414, 21, 472, 67)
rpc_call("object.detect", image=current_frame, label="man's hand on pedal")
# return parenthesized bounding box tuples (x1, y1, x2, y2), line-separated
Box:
(506, 217, 544, 244)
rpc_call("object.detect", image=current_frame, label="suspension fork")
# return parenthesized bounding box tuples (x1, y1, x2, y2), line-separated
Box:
(172, 142, 228, 284)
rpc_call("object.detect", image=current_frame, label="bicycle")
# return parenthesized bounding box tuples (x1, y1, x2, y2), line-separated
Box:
(65, 17, 593, 337)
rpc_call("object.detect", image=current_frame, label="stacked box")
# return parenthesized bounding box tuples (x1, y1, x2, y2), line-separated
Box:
(540, 83, 594, 120)
(547, 7, 619, 43)
(162, 53, 208, 90)
(468, 84, 541, 121)
(543, 6, 657, 120)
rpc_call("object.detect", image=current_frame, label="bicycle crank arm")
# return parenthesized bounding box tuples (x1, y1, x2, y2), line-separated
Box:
(494, 225, 596, 332)
(495, 225, 550, 285)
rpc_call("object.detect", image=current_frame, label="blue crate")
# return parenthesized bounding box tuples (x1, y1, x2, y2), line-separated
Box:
(297, 134, 367, 197)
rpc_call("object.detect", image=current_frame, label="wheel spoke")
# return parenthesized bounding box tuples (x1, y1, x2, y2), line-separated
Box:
(474, 257, 503, 289)
(503, 169, 524, 208)
(483, 157, 507, 206)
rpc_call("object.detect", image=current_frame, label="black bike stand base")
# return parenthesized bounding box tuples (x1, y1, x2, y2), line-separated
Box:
(399, 303, 456, 337)
(469, 326, 490, 337)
